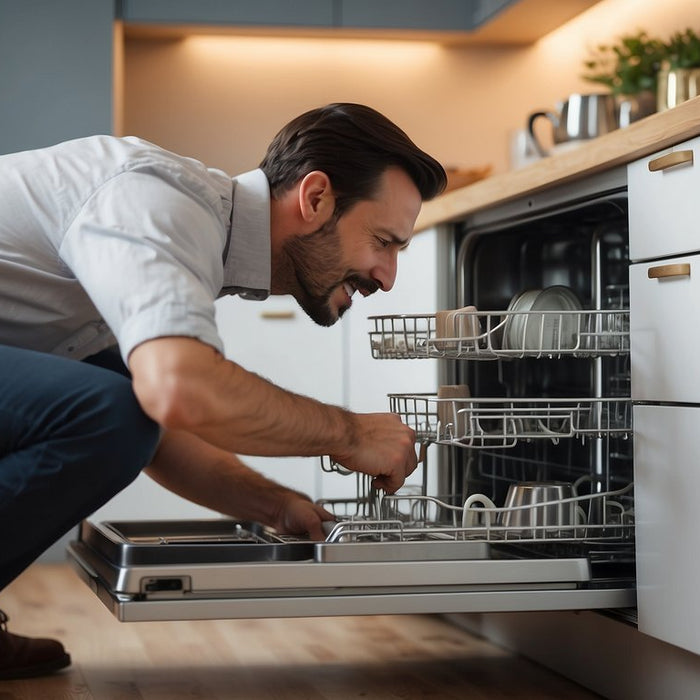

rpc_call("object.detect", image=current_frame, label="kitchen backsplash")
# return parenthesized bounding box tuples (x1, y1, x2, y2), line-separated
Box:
(121, 0, 700, 178)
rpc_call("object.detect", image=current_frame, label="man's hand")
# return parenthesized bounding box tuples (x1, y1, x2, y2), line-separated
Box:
(330, 412, 418, 493)
(273, 493, 336, 541)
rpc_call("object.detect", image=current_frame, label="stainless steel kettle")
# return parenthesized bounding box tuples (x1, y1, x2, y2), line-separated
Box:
(527, 93, 618, 157)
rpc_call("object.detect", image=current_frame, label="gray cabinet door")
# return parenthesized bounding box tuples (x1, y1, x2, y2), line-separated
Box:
(120, 0, 336, 27)
(338, 0, 515, 31)
(119, 0, 517, 32)
(0, 0, 114, 153)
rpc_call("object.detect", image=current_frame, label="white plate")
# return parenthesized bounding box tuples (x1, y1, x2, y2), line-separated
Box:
(503, 290, 541, 350)
(523, 286, 582, 351)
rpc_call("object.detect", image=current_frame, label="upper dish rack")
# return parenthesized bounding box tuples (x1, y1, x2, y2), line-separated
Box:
(369, 309, 630, 360)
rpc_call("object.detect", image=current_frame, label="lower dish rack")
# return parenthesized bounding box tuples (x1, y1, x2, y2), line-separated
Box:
(318, 483, 634, 557)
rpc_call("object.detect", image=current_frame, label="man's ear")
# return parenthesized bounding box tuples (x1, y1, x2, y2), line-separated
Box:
(298, 171, 335, 225)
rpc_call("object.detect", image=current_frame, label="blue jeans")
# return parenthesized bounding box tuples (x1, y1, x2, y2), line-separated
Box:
(0, 345, 160, 590)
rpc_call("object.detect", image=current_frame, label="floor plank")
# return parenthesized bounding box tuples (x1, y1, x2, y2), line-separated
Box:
(0, 563, 600, 699)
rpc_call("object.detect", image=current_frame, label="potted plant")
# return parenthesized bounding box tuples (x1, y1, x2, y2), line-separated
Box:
(657, 29, 700, 111)
(582, 31, 665, 125)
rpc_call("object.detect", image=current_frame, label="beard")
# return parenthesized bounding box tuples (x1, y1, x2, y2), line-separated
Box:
(275, 218, 378, 327)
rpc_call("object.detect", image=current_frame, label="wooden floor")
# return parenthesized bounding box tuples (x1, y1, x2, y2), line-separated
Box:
(0, 563, 600, 699)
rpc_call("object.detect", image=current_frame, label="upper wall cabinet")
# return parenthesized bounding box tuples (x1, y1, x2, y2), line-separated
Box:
(119, 0, 336, 28)
(337, 0, 514, 32)
(120, 0, 601, 45)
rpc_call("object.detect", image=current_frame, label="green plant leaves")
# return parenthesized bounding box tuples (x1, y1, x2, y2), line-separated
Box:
(582, 28, 700, 95)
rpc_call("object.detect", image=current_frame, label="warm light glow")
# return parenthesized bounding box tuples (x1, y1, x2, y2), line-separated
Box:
(183, 34, 441, 68)
(537, 0, 695, 56)
(528, 0, 700, 96)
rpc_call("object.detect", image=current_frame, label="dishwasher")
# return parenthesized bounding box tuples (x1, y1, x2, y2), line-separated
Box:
(68, 166, 637, 623)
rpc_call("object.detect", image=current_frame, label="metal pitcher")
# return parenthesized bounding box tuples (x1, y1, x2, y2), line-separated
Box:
(527, 93, 618, 157)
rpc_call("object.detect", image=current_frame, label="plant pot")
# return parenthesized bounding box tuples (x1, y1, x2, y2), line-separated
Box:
(616, 90, 657, 127)
(657, 67, 700, 111)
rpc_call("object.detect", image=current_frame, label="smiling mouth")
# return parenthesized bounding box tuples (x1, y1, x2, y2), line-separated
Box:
(341, 277, 379, 303)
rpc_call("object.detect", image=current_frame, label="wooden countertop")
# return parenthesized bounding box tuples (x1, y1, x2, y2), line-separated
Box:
(416, 95, 700, 231)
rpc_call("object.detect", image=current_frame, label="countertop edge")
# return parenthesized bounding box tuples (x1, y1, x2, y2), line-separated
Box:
(416, 95, 700, 232)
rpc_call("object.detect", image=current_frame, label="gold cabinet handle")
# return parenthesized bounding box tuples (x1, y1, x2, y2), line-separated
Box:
(648, 263, 691, 279)
(260, 310, 296, 320)
(648, 150, 694, 172)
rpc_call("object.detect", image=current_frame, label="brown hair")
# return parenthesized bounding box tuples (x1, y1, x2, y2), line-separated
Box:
(259, 103, 446, 217)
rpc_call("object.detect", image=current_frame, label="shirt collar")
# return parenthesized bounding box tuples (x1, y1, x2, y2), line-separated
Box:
(222, 168, 271, 300)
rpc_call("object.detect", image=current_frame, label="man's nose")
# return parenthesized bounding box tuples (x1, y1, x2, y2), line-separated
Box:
(371, 251, 398, 292)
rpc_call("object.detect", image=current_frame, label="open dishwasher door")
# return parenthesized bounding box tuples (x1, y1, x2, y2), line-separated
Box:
(68, 514, 635, 623)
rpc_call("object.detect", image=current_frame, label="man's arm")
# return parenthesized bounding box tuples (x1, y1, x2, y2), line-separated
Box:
(145, 429, 335, 540)
(129, 336, 417, 493)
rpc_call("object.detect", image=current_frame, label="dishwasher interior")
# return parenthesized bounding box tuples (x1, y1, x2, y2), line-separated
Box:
(358, 187, 635, 592)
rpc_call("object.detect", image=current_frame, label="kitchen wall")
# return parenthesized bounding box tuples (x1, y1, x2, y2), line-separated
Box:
(122, 0, 700, 178)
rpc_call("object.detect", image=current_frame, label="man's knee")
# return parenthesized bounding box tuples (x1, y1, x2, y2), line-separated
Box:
(91, 372, 161, 489)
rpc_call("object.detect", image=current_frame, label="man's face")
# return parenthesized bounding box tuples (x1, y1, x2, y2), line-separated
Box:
(281, 167, 422, 326)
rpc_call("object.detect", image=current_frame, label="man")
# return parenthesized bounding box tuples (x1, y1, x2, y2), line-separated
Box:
(0, 103, 446, 678)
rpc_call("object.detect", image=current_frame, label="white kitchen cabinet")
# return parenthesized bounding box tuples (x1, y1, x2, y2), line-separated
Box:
(633, 404, 700, 655)
(214, 293, 344, 502)
(320, 228, 440, 501)
(629, 254, 700, 403)
(628, 135, 700, 262)
(629, 140, 700, 656)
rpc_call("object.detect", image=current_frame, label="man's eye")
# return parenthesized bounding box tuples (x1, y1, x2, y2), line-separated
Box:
(376, 237, 390, 248)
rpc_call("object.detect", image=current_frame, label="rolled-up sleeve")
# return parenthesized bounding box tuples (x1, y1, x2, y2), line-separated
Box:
(59, 170, 227, 363)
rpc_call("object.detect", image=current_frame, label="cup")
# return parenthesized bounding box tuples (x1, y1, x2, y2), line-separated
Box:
(434, 306, 481, 353)
(437, 384, 471, 440)
(462, 493, 498, 528)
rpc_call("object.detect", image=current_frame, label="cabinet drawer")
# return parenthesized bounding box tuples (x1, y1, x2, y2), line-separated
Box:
(634, 404, 700, 655)
(629, 254, 700, 402)
(628, 135, 700, 262)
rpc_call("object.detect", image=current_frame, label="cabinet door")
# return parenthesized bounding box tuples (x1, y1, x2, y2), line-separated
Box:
(120, 0, 335, 27)
(338, 0, 514, 31)
(629, 254, 700, 403)
(628, 135, 700, 262)
(634, 404, 700, 655)
(320, 229, 439, 502)
(215, 294, 344, 502)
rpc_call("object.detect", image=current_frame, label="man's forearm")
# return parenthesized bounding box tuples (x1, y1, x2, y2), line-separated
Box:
(130, 336, 417, 493)
(130, 337, 355, 457)
(144, 429, 310, 526)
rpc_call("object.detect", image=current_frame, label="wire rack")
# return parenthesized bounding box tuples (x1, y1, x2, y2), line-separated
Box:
(319, 482, 634, 546)
(369, 310, 630, 360)
(387, 394, 632, 449)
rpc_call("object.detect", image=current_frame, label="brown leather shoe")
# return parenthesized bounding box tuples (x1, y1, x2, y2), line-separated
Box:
(0, 610, 71, 680)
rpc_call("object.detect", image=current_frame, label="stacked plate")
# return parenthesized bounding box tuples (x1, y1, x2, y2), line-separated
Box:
(503, 286, 582, 352)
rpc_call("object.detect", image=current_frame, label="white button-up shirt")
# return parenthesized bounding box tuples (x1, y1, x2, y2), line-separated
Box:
(0, 135, 271, 362)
